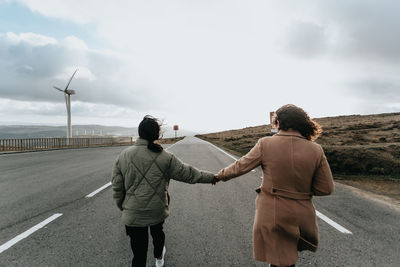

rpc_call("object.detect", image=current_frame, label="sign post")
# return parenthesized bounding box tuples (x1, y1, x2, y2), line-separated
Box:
(173, 125, 179, 138)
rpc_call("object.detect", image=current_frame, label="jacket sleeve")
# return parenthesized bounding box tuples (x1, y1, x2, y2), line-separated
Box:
(168, 154, 215, 184)
(111, 157, 125, 210)
(312, 146, 334, 196)
(217, 139, 262, 181)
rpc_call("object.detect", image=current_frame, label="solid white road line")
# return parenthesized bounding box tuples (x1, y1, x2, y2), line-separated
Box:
(165, 138, 185, 151)
(316, 211, 352, 234)
(0, 213, 63, 254)
(86, 182, 112, 198)
(165, 142, 178, 151)
(205, 141, 238, 161)
(204, 140, 256, 172)
(204, 139, 352, 234)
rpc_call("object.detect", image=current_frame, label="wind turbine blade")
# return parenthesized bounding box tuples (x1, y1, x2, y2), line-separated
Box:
(53, 86, 64, 92)
(65, 69, 77, 90)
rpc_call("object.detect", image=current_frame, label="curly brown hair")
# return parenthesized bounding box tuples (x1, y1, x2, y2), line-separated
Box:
(272, 104, 322, 141)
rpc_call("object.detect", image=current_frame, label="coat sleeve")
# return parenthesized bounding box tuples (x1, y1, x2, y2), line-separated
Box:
(168, 154, 215, 184)
(111, 157, 125, 210)
(312, 146, 334, 196)
(217, 139, 262, 181)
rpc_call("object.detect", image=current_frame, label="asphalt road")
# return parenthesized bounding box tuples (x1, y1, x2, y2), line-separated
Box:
(0, 137, 399, 266)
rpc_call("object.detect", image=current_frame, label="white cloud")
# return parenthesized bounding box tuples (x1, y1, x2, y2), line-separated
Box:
(55, 66, 96, 82)
(0, 32, 159, 109)
(63, 36, 88, 50)
(1, 0, 399, 131)
(0, 98, 62, 115)
(281, 21, 328, 59)
(279, 0, 400, 63)
(0, 97, 143, 127)
(3, 32, 57, 46)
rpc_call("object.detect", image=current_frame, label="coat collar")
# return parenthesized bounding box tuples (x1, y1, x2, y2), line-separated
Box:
(135, 138, 149, 146)
(275, 130, 306, 139)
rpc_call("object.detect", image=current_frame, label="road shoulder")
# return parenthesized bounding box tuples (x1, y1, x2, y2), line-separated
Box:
(335, 180, 400, 212)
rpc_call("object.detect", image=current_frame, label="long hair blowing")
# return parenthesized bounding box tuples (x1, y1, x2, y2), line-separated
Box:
(138, 115, 163, 152)
(273, 104, 322, 141)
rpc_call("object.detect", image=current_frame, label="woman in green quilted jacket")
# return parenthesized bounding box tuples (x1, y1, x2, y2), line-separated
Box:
(111, 115, 216, 267)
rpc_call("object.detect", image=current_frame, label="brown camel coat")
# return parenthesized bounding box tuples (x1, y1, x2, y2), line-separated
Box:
(217, 130, 334, 266)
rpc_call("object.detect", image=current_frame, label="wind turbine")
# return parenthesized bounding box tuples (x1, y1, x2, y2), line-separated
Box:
(53, 69, 77, 140)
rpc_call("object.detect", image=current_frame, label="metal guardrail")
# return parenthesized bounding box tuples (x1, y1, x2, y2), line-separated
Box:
(0, 137, 134, 152)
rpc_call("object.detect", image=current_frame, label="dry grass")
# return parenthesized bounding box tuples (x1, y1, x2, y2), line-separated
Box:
(196, 112, 400, 177)
(196, 112, 400, 201)
(156, 137, 185, 145)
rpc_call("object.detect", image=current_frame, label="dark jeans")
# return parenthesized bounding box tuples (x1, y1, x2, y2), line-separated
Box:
(270, 265, 295, 267)
(125, 221, 165, 267)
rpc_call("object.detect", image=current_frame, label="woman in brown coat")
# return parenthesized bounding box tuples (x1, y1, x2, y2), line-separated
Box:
(215, 104, 334, 267)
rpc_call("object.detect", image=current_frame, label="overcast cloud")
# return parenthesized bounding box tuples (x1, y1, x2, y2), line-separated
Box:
(280, 0, 400, 63)
(0, 0, 399, 132)
(0, 32, 157, 107)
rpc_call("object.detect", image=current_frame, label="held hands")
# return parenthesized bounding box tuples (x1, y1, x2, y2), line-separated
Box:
(212, 174, 222, 185)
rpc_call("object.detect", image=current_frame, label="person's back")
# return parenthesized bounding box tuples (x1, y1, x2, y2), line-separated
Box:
(111, 115, 215, 267)
(260, 131, 332, 196)
(114, 138, 172, 226)
(216, 104, 335, 267)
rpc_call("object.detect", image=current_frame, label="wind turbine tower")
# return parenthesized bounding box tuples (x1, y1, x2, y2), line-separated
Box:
(53, 70, 78, 140)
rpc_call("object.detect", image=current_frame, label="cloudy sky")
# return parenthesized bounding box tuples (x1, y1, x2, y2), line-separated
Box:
(0, 0, 399, 133)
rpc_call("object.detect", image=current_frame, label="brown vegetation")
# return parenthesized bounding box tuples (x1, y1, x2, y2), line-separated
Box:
(156, 137, 185, 144)
(196, 112, 400, 178)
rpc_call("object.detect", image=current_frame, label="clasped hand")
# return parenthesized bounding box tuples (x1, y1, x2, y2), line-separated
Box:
(212, 174, 221, 185)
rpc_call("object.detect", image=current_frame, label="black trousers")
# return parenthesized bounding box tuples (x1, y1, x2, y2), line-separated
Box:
(270, 264, 295, 267)
(125, 221, 165, 267)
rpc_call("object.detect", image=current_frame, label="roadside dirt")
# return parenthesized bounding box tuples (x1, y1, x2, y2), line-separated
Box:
(156, 137, 184, 144)
(336, 181, 400, 212)
(335, 177, 400, 203)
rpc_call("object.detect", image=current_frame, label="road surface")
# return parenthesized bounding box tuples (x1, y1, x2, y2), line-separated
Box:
(0, 137, 399, 266)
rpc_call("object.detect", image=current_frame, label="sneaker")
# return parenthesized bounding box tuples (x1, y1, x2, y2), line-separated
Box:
(155, 246, 166, 267)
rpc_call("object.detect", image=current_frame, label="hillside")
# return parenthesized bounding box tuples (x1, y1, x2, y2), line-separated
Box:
(0, 125, 138, 138)
(0, 124, 195, 139)
(196, 112, 400, 177)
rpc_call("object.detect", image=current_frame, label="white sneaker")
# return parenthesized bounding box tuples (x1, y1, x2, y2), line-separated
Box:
(155, 246, 166, 267)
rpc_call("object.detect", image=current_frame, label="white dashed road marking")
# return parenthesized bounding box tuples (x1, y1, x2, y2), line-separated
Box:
(205, 140, 256, 172)
(86, 182, 112, 198)
(204, 139, 352, 234)
(1, 140, 191, 255)
(0, 213, 63, 254)
(316, 211, 352, 234)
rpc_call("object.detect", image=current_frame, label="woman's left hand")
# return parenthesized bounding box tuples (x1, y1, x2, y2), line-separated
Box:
(212, 175, 221, 185)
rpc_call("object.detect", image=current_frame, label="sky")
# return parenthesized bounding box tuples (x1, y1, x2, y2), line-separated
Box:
(0, 0, 399, 133)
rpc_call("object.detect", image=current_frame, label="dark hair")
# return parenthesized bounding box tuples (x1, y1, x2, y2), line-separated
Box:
(138, 115, 163, 152)
(272, 104, 322, 141)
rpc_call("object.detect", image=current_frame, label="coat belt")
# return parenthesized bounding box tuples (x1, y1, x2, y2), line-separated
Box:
(260, 186, 312, 200)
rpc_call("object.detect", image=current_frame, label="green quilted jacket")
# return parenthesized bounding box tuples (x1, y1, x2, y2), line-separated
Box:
(111, 138, 215, 226)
